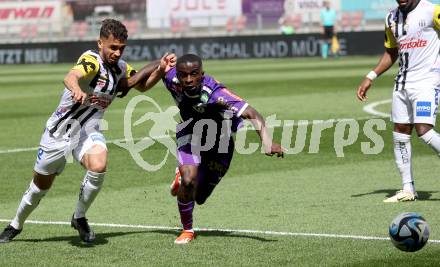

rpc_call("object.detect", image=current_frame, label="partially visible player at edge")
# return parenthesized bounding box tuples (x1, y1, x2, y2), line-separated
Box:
(0, 19, 176, 244)
(357, 0, 440, 202)
(160, 54, 284, 244)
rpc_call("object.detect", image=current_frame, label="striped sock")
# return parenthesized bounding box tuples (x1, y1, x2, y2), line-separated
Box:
(178, 200, 194, 231)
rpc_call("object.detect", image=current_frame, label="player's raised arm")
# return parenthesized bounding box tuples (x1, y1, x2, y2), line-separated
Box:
(64, 69, 87, 104)
(140, 53, 176, 91)
(240, 105, 285, 158)
(117, 53, 176, 98)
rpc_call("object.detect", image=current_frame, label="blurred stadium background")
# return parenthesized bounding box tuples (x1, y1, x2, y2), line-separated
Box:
(2, 0, 440, 63)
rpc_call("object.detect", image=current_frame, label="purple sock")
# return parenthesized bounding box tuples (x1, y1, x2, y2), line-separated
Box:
(178, 200, 194, 230)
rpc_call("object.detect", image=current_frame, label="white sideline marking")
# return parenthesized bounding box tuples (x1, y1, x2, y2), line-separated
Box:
(0, 218, 439, 243)
(0, 116, 380, 155)
(363, 99, 391, 118)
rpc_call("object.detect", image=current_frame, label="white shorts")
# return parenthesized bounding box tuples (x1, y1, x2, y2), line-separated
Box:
(33, 129, 107, 175)
(391, 88, 440, 125)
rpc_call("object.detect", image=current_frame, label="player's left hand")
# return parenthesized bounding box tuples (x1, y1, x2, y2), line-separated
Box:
(116, 78, 131, 98)
(265, 143, 286, 158)
(116, 86, 131, 98)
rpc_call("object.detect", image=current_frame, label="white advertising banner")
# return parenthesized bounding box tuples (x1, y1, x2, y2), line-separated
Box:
(283, 0, 341, 23)
(147, 0, 242, 28)
(0, 1, 62, 33)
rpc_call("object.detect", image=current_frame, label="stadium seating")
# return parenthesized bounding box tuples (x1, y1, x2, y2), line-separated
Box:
(170, 17, 190, 35)
(68, 21, 89, 40)
(225, 15, 248, 34)
(123, 20, 139, 36)
(339, 11, 364, 32)
(20, 25, 38, 40)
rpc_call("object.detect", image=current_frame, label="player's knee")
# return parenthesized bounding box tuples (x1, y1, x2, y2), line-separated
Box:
(394, 124, 413, 135)
(415, 124, 433, 137)
(87, 160, 107, 173)
(33, 172, 56, 190)
(180, 166, 197, 187)
(181, 175, 195, 188)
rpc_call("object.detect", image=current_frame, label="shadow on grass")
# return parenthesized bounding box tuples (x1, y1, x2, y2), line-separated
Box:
(351, 189, 440, 201)
(149, 229, 277, 242)
(16, 231, 146, 247)
(15, 228, 275, 247)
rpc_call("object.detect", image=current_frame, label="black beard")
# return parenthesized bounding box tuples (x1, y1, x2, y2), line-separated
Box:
(183, 86, 201, 97)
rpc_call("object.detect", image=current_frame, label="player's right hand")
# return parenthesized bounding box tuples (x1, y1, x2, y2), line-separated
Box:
(265, 143, 286, 158)
(357, 78, 372, 101)
(71, 87, 88, 104)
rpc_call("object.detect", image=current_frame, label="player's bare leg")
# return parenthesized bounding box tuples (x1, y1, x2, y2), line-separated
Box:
(170, 167, 181, 196)
(174, 164, 197, 244)
(0, 172, 55, 243)
(71, 144, 107, 243)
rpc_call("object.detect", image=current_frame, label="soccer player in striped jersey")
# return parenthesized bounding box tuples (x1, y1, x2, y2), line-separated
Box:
(0, 19, 176, 243)
(357, 0, 440, 202)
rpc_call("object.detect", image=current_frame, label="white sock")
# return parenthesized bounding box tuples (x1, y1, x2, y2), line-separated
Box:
(74, 171, 105, 219)
(393, 132, 415, 193)
(10, 181, 48, 230)
(419, 129, 440, 155)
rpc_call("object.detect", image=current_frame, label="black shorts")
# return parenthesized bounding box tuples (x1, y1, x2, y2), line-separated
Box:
(323, 26, 334, 39)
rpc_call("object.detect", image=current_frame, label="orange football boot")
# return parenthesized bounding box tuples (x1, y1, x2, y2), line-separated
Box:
(174, 230, 195, 244)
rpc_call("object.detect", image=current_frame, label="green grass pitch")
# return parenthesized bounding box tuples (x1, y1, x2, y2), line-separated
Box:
(1, 56, 440, 266)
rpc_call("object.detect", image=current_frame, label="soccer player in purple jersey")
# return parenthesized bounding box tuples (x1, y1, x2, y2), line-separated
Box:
(162, 54, 285, 244)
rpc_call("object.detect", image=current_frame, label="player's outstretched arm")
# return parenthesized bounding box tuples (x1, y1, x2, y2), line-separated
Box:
(116, 60, 160, 97)
(117, 53, 176, 98)
(64, 69, 87, 104)
(357, 47, 398, 101)
(141, 53, 176, 91)
(240, 105, 285, 158)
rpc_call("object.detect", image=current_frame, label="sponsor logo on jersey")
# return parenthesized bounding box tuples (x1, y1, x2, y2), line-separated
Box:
(429, 67, 440, 73)
(416, 101, 431, 117)
(55, 107, 67, 117)
(97, 76, 107, 87)
(89, 93, 111, 109)
(399, 38, 428, 50)
(37, 148, 43, 161)
(200, 91, 209, 104)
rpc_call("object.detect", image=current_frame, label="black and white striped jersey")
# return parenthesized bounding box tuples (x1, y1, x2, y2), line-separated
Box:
(384, 0, 440, 91)
(46, 50, 135, 138)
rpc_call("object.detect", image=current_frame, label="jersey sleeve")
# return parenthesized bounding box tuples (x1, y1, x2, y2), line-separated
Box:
(384, 27, 398, 48)
(384, 12, 397, 49)
(433, 5, 440, 31)
(210, 87, 249, 117)
(162, 67, 176, 90)
(72, 53, 99, 78)
(125, 62, 137, 78)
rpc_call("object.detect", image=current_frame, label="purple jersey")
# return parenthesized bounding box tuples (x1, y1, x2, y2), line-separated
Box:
(163, 67, 248, 168)
(163, 67, 248, 132)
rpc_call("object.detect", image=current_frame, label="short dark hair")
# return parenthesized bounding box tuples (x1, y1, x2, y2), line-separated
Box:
(100, 19, 128, 41)
(177, 54, 203, 68)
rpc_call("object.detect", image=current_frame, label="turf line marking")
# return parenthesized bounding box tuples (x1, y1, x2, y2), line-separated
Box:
(0, 218, 439, 243)
(363, 99, 391, 118)
(0, 116, 381, 155)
